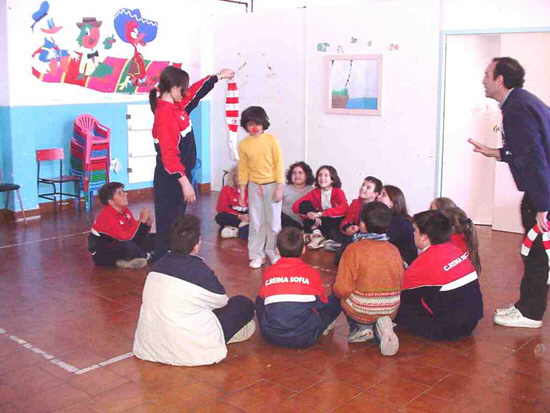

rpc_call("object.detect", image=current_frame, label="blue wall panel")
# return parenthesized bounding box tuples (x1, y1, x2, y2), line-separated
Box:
(1, 100, 210, 212)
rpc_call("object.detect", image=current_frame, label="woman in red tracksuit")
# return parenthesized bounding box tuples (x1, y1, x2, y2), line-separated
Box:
(149, 66, 234, 261)
(292, 165, 348, 248)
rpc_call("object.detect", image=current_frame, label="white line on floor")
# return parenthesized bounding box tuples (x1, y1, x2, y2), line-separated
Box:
(0, 231, 89, 249)
(3, 328, 134, 375)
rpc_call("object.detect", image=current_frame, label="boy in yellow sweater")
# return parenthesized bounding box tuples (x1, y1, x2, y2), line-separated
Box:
(238, 106, 284, 269)
(334, 201, 404, 356)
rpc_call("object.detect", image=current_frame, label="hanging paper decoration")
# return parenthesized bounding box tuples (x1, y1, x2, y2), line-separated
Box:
(225, 81, 240, 161)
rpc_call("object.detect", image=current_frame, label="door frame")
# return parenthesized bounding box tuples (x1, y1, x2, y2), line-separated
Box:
(435, 26, 550, 198)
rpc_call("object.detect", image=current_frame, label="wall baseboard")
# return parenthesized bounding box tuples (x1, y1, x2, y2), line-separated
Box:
(0, 183, 211, 224)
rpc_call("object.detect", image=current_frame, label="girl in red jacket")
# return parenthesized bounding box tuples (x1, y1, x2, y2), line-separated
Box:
(292, 165, 348, 249)
(441, 207, 481, 274)
(149, 65, 234, 261)
(215, 167, 249, 239)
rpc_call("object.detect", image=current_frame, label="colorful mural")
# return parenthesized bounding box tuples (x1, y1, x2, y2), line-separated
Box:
(30, 2, 178, 94)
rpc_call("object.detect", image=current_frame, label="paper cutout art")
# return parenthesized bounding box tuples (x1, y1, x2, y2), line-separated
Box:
(114, 8, 158, 86)
(31, 1, 49, 31)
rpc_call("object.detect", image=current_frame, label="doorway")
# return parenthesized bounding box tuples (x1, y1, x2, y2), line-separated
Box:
(439, 31, 550, 233)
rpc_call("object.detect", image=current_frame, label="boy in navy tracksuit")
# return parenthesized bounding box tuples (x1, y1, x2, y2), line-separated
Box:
(255, 227, 341, 348)
(396, 210, 483, 341)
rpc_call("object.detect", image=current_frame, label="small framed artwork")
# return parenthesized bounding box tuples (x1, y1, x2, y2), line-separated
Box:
(326, 54, 382, 115)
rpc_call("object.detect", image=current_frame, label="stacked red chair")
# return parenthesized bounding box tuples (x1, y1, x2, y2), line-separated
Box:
(70, 114, 111, 210)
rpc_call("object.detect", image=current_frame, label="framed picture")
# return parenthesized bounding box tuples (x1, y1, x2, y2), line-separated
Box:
(326, 54, 382, 115)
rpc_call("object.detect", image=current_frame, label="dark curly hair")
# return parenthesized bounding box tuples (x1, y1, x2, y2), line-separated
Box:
(286, 161, 314, 186)
(315, 165, 342, 189)
(240, 106, 270, 131)
(492, 57, 525, 89)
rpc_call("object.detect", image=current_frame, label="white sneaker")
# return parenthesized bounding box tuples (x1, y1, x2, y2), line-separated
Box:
(493, 307, 543, 328)
(221, 226, 239, 239)
(228, 319, 256, 344)
(308, 230, 326, 250)
(495, 304, 516, 315)
(249, 257, 265, 269)
(115, 258, 148, 269)
(268, 254, 280, 265)
(348, 326, 374, 343)
(376, 316, 399, 356)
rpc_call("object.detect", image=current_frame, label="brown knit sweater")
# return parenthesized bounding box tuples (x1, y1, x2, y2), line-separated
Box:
(334, 239, 404, 324)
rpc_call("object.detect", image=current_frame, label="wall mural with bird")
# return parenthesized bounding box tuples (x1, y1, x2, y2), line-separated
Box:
(30, 1, 180, 94)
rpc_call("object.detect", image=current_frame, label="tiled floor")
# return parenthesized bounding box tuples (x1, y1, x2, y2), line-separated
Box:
(0, 192, 549, 412)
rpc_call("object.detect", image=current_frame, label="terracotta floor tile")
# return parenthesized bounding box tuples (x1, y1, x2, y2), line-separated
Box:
(143, 380, 224, 411)
(332, 393, 398, 413)
(191, 401, 246, 413)
(283, 378, 364, 412)
(425, 372, 499, 401)
(68, 367, 130, 396)
(2, 195, 550, 412)
(222, 380, 296, 412)
(90, 382, 151, 413)
(0, 402, 20, 413)
(0, 347, 45, 375)
(14, 383, 91, 413)
(364, 375, 431, 406)
(381, 359, 450, 386)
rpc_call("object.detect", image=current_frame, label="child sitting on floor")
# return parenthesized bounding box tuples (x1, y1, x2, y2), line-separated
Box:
(396, 210, 483, 341)
(332, 175, 382, 260)
(88, 182, 154, 269)
(430, 197, 457, 210)
(215, 166, 249, 239)
(256, 227, 341, 348)
(281, 161, 315, 229)
(334, 202, 403, 356)
(377, 185, 417, 265)
(292, 165, 348, 249)
(133, 215, 256, 366)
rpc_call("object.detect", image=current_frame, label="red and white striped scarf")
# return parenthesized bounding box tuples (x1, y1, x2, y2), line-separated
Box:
(225, 81, 239, 161)
(521, 223, 550, 285)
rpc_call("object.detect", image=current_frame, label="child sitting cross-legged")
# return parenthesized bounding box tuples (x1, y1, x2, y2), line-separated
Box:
(215, 166, 249, 239)
(133, 214, 256, 366)
(292, 165, 348, 250)
(395, 210, 483, 341)
(334, 201, 404, 356)
(256, 227, 342, 348)
(88, 182, 154, 269)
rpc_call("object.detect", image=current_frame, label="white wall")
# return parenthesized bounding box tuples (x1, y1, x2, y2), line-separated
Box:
(305, 1, 441, 213)
(0, 0, 8, 106)
(441, 0, 550, 32)
(210, 10, 307, 190)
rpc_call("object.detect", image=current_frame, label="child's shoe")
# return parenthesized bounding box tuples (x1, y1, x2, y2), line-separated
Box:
(221, 226, 239, 239)
(323, 240, 342, 252)
(249, 257, 265, 269)
(228, 319, 256, 344)
(375, 316, 399, 356)
(116, 257, 148, 269)
(322, 319, 337, 336)
(348, 325, 374, 343)
(308, 230, 325, 250)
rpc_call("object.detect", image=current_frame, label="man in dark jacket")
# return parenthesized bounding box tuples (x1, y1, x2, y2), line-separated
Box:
(469, 57, 550, 328)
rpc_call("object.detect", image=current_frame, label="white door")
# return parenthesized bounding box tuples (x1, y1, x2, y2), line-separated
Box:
(127, 104, 156, 184)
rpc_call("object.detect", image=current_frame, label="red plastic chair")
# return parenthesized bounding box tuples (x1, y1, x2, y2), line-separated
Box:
(36, 148, 81, 208)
